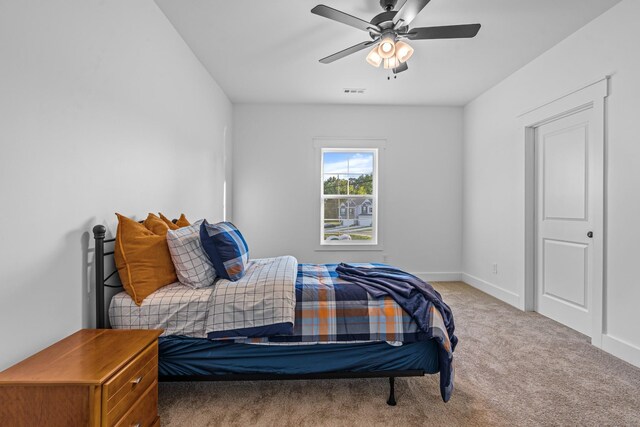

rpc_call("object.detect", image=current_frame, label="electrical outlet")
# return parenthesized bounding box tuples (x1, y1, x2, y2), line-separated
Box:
(492, 263, 498, 274)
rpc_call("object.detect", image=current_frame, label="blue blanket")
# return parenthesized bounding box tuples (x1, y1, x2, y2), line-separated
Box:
(336, 263, 457, 402)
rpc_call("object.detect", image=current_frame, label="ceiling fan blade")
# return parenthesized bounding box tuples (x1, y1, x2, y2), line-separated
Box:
(393, 0, 431, 27)
(319, 41, 376, 64)
(311, 5, 380, 32)
(407, 24, 481, 40)
(393, 62, 409, 74)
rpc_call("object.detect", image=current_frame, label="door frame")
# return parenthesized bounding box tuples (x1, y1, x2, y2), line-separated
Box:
(518, 77, 608, 346)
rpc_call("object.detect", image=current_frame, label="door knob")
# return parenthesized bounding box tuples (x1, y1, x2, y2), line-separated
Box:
(587, 231, 593, 238)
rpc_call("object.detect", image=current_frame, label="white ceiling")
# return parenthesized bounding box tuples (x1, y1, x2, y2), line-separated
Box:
(155, 0, 620, 106)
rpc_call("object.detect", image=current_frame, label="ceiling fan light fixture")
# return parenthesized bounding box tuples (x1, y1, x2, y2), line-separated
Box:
(366, 46, 383, 67)
(394, 40, 414, 63)
(311, 2, 481, 76)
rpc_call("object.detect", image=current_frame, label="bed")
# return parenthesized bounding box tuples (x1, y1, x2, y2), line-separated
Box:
(93, 225, 456, 405)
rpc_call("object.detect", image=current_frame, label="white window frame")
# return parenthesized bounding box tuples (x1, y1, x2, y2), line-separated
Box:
(320, 147, 379, 246)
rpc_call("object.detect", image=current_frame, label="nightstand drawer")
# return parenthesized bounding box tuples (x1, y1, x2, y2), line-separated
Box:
(105, 341, 157, 405)
(113, 380, 159, 427)
(105, 344, 158, 423)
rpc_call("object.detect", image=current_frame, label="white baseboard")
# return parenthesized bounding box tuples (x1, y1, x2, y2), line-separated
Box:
(601, 334, 640, 368)
(411, 272, 462, 282)
(461, 273, 521, 308)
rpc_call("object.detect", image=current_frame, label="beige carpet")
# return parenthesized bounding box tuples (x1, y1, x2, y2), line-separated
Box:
(158, 282, 640, 426)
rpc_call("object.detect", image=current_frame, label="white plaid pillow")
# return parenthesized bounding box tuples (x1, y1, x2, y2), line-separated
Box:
(166, 219, 217, 288)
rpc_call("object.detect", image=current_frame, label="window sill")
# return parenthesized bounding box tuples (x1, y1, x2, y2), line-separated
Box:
(315, 245, 384, 252)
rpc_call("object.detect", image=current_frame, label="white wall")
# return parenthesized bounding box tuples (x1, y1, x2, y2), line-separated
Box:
(463, 0, 640, 365)
(0, 0, 232, 369)
(233, 104, 463, 276)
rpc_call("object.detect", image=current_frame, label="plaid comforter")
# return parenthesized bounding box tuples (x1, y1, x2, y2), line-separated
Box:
(111, 262, 424, 343)
(237, 263, 427, 345)
(236, 262, 456, 402)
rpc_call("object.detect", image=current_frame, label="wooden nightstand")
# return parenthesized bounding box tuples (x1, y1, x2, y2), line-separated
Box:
(0, 329, 163, 427)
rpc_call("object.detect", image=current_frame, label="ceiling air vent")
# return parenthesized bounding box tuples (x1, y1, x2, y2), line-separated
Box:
(343, 88, 366, 94)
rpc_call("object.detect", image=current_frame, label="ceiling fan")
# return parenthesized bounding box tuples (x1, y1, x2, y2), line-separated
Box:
(311, 0, 481, 75)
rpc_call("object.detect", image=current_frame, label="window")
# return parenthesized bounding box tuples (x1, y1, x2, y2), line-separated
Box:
(321, 148, 378, 245)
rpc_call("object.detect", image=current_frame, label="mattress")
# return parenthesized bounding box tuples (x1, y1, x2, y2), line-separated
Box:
(158, 336, 440, 377)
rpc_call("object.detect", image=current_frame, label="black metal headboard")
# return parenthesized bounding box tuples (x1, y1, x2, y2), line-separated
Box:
(92, 224, 119, 329)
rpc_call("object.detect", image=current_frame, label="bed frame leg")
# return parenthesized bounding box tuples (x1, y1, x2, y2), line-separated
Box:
(387, 377, 397, 406)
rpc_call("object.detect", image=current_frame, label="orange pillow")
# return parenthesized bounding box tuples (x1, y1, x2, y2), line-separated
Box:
(144, 213, 170, 235)
(114, 213, 177, 305)
(176, 214, 190, 228)
(159, 213, 191, 229)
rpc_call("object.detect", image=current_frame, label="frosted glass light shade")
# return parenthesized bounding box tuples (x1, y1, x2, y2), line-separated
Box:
(395, 41, 414, 63)
(378, 35, 396, 59)
(366, 46, 383, 67)
(383, 56, 399, 69)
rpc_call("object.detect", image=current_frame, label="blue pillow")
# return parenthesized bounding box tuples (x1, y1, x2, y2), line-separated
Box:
(200, 220, 249, 281)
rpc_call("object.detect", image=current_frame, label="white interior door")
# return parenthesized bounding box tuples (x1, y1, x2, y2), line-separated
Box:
(535, 107, 603, 337)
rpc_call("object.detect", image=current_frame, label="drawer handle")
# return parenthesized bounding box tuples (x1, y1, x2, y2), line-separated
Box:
(131, 423, 141, 427)
(131, 376, 143, 385)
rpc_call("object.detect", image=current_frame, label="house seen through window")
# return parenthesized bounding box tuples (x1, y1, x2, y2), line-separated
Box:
(321, 148, 377, 244)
